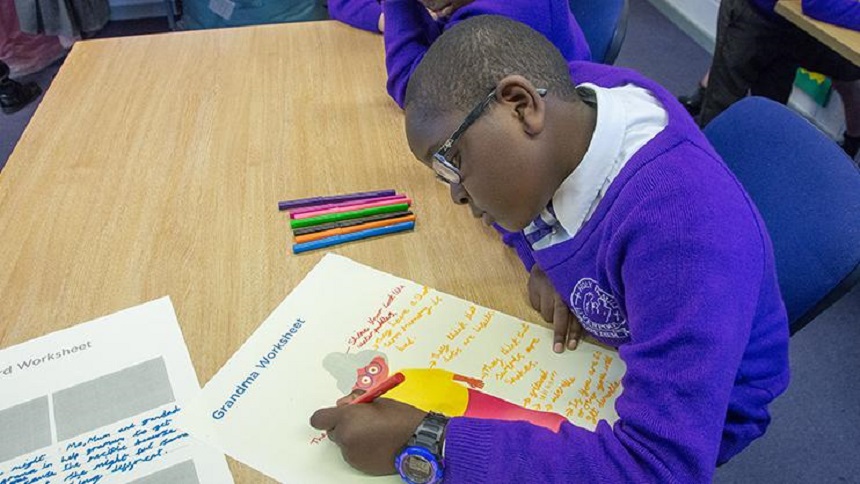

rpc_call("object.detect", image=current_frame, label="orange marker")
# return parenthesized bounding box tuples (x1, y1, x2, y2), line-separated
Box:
(294, 214, 417, 243)
(350, 372, 406, 405)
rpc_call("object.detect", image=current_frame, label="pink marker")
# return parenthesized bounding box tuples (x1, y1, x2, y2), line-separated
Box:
(293, 197, 413, 220)
(289, 195, 408, 218)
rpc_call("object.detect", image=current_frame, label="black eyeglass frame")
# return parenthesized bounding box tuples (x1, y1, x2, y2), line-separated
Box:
(431, 88, 548, 185)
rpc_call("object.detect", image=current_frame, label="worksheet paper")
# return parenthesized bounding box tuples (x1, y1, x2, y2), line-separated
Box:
(178, 254, 627, 483)
(0, 297, 233, 484)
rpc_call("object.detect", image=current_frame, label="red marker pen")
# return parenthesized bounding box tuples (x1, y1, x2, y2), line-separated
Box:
(350, 372, 406, 405)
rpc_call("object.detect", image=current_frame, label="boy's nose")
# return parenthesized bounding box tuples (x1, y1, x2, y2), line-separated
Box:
(449, 182, 469, 205)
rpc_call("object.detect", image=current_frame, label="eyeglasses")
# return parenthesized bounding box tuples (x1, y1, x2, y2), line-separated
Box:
(431, 88, 547, 185)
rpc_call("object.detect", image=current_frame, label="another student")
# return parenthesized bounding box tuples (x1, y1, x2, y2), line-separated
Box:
(383, 0, 591, 107)
(0, 61, 40, 115)
(798, 0, 860, 156)
(327, 0, 446, 34)
(311, 15, 790, 483)
(14, 0, 109, 38)
(328, 0, 384, 33)
(696, 0, 860, 156)
(802, 0, 860, 30)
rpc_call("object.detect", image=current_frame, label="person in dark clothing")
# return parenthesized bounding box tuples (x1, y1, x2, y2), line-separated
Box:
(0, 60, 41, 114)
(684, 0, 860, 157)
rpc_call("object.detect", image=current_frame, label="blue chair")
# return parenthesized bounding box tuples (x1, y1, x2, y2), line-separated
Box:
(704, 97, 860, 335)
(568, 0, 629, 64)
(164, 0, 176, 30)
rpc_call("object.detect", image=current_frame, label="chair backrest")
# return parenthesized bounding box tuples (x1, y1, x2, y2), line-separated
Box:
(704, 97, 860, 335)
(568, 0, 629, 64)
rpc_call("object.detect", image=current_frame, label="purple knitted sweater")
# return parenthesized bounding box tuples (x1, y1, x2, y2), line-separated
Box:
(443, 62, 791, 483)
(383, 0, 591, 107)
(803, 0, 860, 30)
(750, 0, 860, 29)
(749, 0, 782, 15)
(328, 0, 382, 33)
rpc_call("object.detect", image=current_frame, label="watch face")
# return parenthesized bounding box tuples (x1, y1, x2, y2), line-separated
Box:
(399, 454, 436, 484)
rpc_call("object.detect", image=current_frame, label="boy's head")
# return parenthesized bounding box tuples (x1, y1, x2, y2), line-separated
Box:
(404, 15, 590, 231)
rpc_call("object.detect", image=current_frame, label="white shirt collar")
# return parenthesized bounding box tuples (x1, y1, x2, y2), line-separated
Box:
(549, 83, 626, 235)
(523, 83, 667, 250)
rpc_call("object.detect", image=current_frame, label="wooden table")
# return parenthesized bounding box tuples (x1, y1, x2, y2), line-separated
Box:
(776, 0, 860, 66)
(0, 21, 537, 482)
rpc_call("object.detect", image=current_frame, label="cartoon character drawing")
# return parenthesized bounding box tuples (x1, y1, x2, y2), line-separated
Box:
(322, 351, 566, 432)
(351, 355, 390, 392)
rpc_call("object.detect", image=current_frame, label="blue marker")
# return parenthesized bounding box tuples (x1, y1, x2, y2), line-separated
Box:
(292, 221, 415, 254)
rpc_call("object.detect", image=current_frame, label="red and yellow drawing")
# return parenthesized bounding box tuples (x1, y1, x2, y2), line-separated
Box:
(322, 350, 566, 432)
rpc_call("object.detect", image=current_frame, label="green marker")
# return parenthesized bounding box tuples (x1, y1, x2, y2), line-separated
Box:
(290, 203, 410, 229)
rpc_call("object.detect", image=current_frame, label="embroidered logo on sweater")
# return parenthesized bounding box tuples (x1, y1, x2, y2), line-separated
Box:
(570, 278, 630, 342)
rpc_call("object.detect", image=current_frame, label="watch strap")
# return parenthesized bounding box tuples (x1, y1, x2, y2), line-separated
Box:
(408, 412, 449, 458)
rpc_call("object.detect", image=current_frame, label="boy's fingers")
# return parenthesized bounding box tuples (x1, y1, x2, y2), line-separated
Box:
(528, 277, 540, 311)
(540, 292, 554, 323)
(552, 299, 569, 354)
(310, 407, 339, 431)
(336, 389, 365, 407)
(567, 313, 582, 350)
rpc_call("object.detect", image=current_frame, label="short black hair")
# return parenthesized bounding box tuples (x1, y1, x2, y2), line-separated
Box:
(404, 15, 579, 120)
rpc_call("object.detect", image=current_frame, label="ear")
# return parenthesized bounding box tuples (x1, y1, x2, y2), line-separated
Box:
(495, 75, 546, 136)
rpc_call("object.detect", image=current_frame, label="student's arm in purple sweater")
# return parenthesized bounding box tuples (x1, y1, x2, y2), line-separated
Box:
(494, 225, 537, 271)
(444, 146, 771, 483)
(383, 0, 442, 108)
(801, 0, 860, 31)
(802, 0, 860, 30)
(329, 0, 382, 33)
(384, 0, 591, 108)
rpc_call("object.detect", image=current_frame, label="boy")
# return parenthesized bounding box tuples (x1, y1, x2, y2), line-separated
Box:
(311, 16, 790, 483)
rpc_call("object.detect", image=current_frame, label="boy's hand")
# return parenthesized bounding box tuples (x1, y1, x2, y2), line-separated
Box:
(336, 390, 363, 406)
(418, 0, 476, 18)
(310, 399, 426, 475)
(528, 265, 583, 353)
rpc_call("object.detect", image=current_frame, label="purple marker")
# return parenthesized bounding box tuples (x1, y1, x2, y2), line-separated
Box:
(289, 195, 408, 218)
(278, 189, 396, 211)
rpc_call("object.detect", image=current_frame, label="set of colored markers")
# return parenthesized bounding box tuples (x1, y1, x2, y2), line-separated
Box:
(278, 189, 416, 254)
